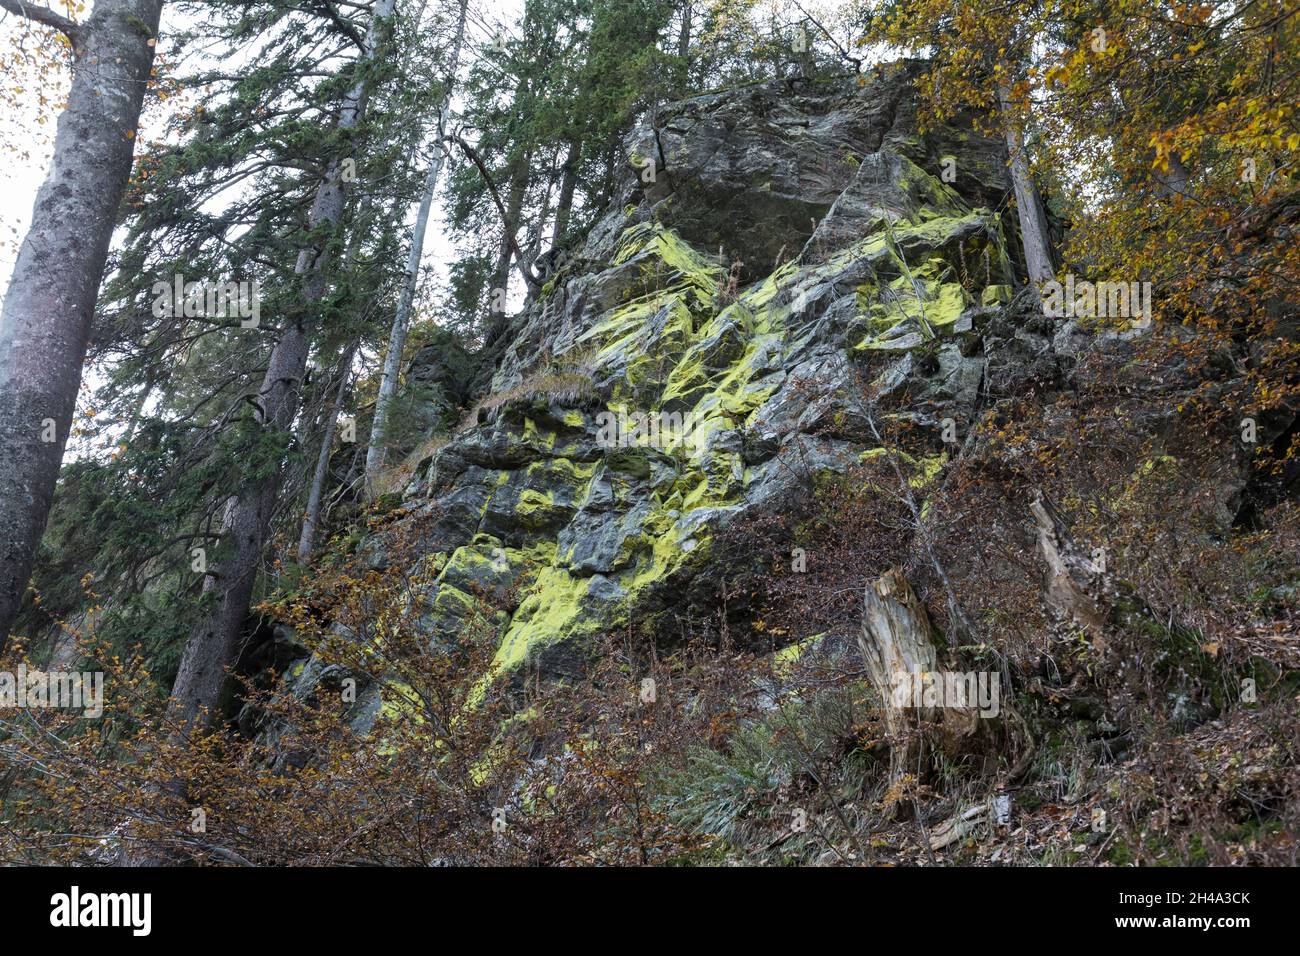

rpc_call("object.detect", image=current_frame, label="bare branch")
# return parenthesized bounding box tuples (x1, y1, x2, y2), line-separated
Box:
(0, 0, 80, 43)
(449, 134, 541, 290)
(790, 0, 861, 71)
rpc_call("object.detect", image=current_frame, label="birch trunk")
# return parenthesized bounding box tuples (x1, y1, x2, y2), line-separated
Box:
(0, 0, 164, 651)
(997, 81, 1055, 287)
(364, 0, 468, 492)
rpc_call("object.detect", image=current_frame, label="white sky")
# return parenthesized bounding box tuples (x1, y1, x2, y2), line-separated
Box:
(1, 0, 862, 467)
(1, 0, 860, 304)
(0, 15, 67, 293)
(0, 1, 525, 305)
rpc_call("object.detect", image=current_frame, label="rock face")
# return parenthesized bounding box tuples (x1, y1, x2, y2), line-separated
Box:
(343, 63, 1023, 687)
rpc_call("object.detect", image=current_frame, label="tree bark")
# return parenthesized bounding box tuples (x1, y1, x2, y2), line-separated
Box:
(0, 0, 164, 652)
(1151, 149, 1192, 199)
(1029, 491, 1109, 644)
(552, 136, 581, 245)
(676, 0, 692, 91)
(483, 155, 531, 344)
(859, 570, 1000, 816)
(997, 80, 1055, 287)
(297, 346, 355, 562)
(166, 0, 396, 734)
(858, 569, 944, 794)
(491, 158, 530, 295)
(521, 153, 557, 282)
(596, 144, 618, 214)
(364, 0, 468, 493)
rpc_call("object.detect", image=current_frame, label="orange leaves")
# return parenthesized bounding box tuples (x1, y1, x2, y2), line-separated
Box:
(1147, 130, 1176, 173)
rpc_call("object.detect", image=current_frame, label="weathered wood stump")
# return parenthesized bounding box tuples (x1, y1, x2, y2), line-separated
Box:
(859, 568, 1034, 830)
(858, 570, 980, 803)
(1029, 491, 1109, 645)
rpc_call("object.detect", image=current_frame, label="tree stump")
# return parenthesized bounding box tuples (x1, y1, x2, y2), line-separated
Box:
(859, 569, 1033, 829)
(858, 570, 981, 799)
(1029, 491, 1109, 646)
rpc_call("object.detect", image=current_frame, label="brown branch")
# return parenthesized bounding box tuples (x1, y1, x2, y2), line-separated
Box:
(0, 0, 80, 43)
(308, 0, 365, 49)
(789, 0, 861, 71)
(449, 134, 541, 290)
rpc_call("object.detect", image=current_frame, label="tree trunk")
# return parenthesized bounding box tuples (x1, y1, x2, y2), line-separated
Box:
(858, 569, 991, 818)
(596, 145, 618, 213)
(485, 156, 531, 343)
(676, 0, 693, 91)
(858, 569, 944, 794)
(997, 81, 1055, 287)
(0, 0, 164, 652)
(521, 154, 557, 286)
(364, 162, 440, 492)
(1151, 149, 1192, 199)
(297, 346, 355, 562)
(364, 0, 468, 493)
(491, 159, 530, 294)
(166, 0, 396, 734)
(552, 137, 581, 245)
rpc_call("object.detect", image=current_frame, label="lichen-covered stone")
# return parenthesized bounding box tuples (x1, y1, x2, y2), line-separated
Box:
(377, 67, 1019, 685)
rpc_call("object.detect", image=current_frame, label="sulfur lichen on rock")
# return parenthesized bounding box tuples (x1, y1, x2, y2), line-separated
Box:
(348, 70, 1020, 698)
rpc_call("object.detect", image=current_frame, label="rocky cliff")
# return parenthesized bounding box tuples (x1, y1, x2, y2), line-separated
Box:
(331, 65, 1018, 692)
(269, 61, 1291, 755)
